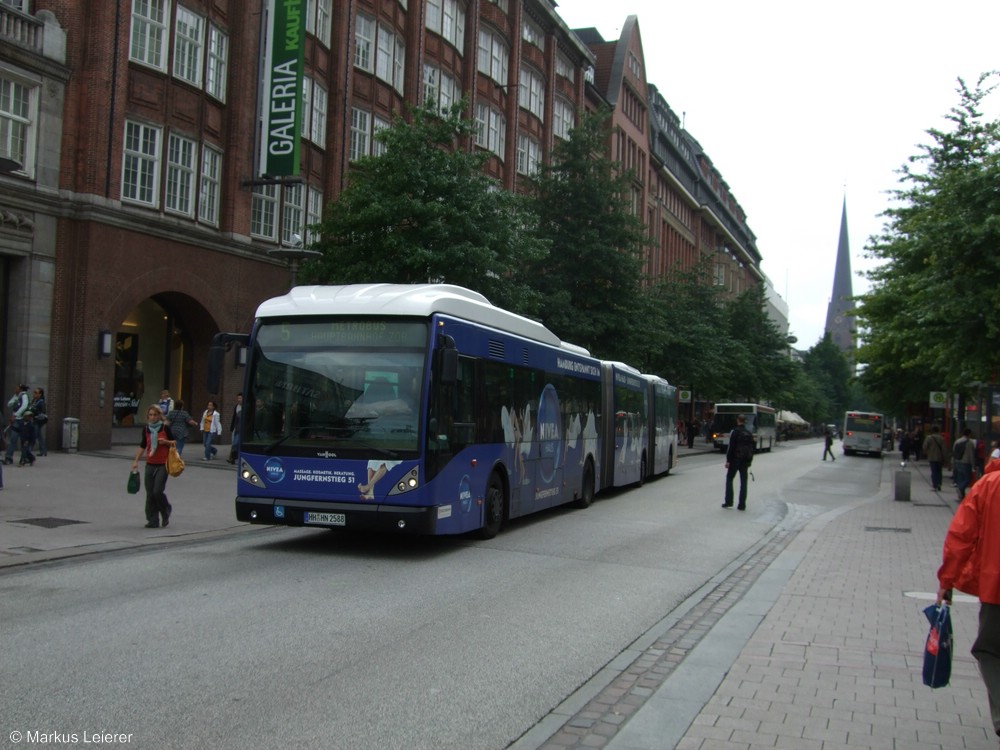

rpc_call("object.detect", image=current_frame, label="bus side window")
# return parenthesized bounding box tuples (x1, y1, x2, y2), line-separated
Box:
(450, 357, 476, 452)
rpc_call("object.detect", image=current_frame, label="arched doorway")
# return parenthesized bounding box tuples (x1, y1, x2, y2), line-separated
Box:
(112, 296, 194, 430)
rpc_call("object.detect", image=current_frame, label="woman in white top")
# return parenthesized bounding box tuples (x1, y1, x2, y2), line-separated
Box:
(200, 401, 223, 460)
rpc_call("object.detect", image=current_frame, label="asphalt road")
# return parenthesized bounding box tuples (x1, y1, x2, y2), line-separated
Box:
(0, 440, 882, 750)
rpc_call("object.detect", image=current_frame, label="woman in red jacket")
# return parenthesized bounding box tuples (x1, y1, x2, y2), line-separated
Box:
(937, 458, 1000, 743)
(131, 404, 176, 529)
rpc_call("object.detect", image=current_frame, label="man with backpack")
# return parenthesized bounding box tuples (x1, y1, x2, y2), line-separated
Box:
(954, 427, 977, 501)
(723, 414, 754, 511)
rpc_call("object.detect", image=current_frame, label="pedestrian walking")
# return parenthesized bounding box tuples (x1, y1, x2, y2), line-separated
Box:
(227, 393, 243, 464)
(164, 400, 198, 456)
(923, 424, 947, 491)
(687, 418, 699, 449)
(722, 414, 754, 511)
(954, 428, 977, 501)
(157, 390, 175, 420)
(29, 387, 48, 456)
(200, 400, 222, 460)
(4, 384, 30, 465)
(822, 427, 836, 461)
(130, 404, 176, 529)
(17, 412, 36, 466)
(936, 457, 1000, 746)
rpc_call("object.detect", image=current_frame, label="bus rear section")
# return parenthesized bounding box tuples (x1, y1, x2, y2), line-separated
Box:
(710, 403, 776, 452)
(842, 411, 884, 456)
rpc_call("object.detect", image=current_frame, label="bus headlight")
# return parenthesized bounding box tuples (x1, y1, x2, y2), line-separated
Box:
(389, 467, 420, 496)
(239, 460, 263, 486)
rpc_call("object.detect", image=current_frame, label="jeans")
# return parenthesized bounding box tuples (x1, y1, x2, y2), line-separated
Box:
(955, 462, 973, 499)
(973, 603, 1000, 737)
(174, 435, 186, 456)
(143, 462, 171, 526)
(203, 431, 218, 460)
(724, 463, 749, 507)
(929, 461, 943, 490)
(4, 420, 22, 462)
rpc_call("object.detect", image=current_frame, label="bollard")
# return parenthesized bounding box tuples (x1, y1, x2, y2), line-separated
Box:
(894, 464, 911, 502)
(62, 417, 79, 452)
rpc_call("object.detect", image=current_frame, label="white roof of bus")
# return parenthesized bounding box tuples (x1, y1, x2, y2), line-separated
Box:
(255, 283, 588, 353)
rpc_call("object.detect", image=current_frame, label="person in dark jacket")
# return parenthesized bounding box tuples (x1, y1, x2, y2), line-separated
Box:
(822, 428, 836, 462)
(722, 414, 753, 511)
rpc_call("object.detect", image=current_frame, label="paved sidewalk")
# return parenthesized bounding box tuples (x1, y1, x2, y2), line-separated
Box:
(521, 456, 996, 750)
(0, 445, 254, 568)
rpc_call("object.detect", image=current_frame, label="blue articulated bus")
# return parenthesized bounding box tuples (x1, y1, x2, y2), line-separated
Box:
(600, 362, 649, 488)
(215, 283, 612, 538)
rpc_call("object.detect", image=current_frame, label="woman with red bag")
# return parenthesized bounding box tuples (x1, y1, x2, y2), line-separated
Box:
(130, 404, 176, 529)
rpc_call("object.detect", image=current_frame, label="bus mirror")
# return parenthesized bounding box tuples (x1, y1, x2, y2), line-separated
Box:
(208, 332, 249, 393)
(436, 334, 458, 385)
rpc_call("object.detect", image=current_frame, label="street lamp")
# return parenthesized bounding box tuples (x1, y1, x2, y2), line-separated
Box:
(267, 243, 321, 287)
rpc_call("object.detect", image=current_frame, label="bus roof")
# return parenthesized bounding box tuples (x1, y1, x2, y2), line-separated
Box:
(256, 283, 587, 353)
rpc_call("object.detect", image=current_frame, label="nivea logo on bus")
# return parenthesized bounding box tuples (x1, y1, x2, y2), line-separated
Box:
(458, 475, 473, 513)
(264, 457, 286, 483)
(537, 384, 562, 483)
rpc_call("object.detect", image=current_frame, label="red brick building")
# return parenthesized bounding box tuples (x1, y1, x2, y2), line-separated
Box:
(0, 1, 763, 450)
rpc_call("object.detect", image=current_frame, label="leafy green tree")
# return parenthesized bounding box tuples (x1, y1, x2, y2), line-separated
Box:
(639, 260, 733, 399)
(526, 109, 647, 358)
(721, 285, 797, 402)
(855, 74, 1000, 397)
(802, 333, 854, 422)
(301, 102, 547, 314)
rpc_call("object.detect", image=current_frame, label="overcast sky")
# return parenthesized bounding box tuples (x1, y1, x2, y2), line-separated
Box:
(556, 0, 1000, 348)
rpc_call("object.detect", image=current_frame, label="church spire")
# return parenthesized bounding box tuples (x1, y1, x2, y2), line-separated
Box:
(824, 196, 855, 354)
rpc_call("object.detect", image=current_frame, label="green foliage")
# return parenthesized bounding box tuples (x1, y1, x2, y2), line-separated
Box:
(525, 109, 647, 359)
(855, 74, 1000, 401)
(300, 102, 547, 314)
(802, 333, 854, 422)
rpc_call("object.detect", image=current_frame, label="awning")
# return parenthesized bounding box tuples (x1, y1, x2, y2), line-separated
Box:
(776, 410, 809, 426)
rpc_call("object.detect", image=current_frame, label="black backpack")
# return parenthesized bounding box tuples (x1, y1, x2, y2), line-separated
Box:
(953, 438, 968, 463)
(734, 428, 754, 466)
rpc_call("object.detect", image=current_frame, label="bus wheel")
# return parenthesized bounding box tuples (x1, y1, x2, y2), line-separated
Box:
(574, 459, 596, 508)
(478, 471, 506, 539)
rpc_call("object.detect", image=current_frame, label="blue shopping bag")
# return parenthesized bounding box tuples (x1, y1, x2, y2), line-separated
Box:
(922, 603, 953, 688)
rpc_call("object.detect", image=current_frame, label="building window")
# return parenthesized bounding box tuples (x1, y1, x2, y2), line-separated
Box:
(518, 66, 544, 119)
(165, 132, 196, 216)
(173, 5, 204, 86)
(122, 121, 161, 206)
(354, 14, 375, 72)
(475, 102, 505, 159)
(522, 17, 542, 50)
(282, 183, 305, 247)
(714, 261, 725, 287)
(485, 0, 507, 11)
(477, 28, 508, 86)
(516, 134, 540, 175)
(426, 0, 465, 51)
(423, 64, 458, 113)
(372, 116, 390, 156)
(350, 107, 370, 161)
(199, 145, 221, 226)
(251, 184, 278, 240)
(0, 75, 33, 175)
(556, 52, 574, 82)
(310, 81, 327, 147)
(130, 0, 170, 71)
(206, 25, 228, 101)
(306, 186, 323, 245)
(306, 0, 332, 47)
(553, 97, 574, 140)
(376, 24, 405, 94)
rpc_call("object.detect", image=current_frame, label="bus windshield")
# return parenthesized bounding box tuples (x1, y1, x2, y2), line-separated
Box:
(245, 319, 428, 457)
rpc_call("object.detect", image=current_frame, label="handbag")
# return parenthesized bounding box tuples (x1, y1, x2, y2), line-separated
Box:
(922, 603, 953, 688)
(167, 445, 185, 477)
(127, 470, 141, 495)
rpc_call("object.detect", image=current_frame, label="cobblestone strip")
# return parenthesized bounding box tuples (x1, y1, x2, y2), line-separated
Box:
(533, 524, 803, 750)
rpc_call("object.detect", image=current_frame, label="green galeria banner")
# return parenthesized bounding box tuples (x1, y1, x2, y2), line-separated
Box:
(260, 0, 305, 177)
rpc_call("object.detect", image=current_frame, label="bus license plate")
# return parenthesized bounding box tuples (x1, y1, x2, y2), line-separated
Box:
(304, 512, 346, 526)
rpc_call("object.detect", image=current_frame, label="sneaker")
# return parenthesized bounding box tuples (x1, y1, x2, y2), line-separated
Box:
(721, 502, 732, 508)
